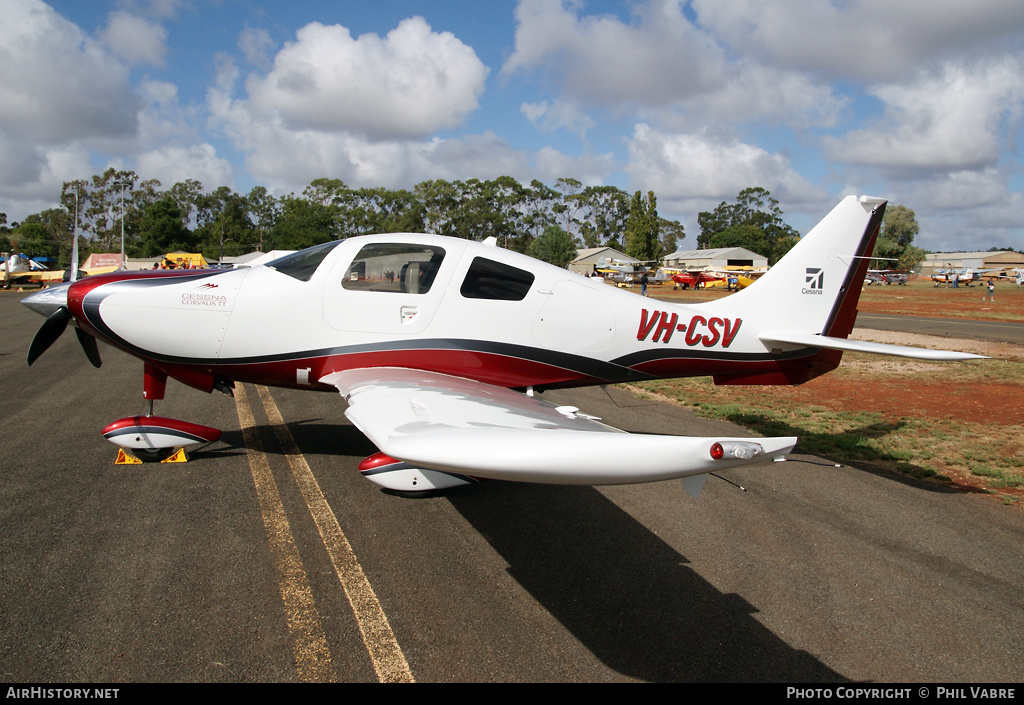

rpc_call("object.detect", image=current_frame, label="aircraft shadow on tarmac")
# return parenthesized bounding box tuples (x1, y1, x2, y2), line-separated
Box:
(704, 413, 977, 497)
(200, 421, 376, 460)
(219, 411, 964, 682)
(447, 482, 846, 683)
(225, 414, 843, 681)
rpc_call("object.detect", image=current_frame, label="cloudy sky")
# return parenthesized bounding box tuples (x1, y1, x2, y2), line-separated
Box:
(2, 0, 1023, 252)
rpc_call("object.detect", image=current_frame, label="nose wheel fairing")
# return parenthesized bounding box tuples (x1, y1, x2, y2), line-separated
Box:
(102, 416, 222, 462)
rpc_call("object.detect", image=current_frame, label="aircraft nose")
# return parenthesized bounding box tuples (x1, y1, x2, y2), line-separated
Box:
(21, 281, 71, 319)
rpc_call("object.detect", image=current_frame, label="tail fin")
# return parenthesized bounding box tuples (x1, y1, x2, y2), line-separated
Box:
(728, 195, 885, 339)
(729, 195, 983, 364)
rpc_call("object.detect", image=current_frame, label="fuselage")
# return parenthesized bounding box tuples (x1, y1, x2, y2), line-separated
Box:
(53, 233, 846, 396)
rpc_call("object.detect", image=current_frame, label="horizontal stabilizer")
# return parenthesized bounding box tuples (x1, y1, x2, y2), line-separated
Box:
(758, 330, 987, 361)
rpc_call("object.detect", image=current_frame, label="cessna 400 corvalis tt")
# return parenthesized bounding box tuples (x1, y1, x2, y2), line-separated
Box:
(22, 196, 983, 496)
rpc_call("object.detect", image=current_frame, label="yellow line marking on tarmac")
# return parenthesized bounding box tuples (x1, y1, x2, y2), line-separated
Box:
(234, 384, 336, 682)
(257, 385, 415, 684)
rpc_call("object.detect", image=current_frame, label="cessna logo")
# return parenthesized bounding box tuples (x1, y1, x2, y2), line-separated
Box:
(803, 267, 823, 295)
(181, 283, 227, 307)
(637, 309, 742, 347)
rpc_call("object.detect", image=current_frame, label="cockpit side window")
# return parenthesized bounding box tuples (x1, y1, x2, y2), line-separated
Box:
(460, 257, 535, 301)
(266, 241, 342, 281)
(342, 244, 446, 294)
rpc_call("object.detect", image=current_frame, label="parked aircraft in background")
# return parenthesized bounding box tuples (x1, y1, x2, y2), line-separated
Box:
(594, 258, 661, 287)
(865, 270, 908, 285)
(994, 269, 1024, 286)
(716, 267, 768, 290)
(667, 269, 726, 290)
(930, 267, 1005, 287)
(1, 253, 60, 289)
(22, 196, 984, 497)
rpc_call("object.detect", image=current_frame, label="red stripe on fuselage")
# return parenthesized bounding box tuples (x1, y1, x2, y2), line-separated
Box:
(214, 348, 607, 391)
(146, 345, 827, 394)
(67, 270, 221, 327)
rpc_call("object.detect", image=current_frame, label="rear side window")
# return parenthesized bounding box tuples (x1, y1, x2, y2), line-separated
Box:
(342, 243, 446, 294)
(460, 257, 534, 301)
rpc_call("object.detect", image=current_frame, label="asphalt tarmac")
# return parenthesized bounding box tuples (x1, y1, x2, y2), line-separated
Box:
(856, 311, 1024, 344)
(1, 290, 1022, 683)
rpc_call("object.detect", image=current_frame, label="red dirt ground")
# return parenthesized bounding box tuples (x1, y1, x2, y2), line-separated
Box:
(654, 279, 1024, 501)
(824, 280, 1023, 424)
(655, 279, 1023, 423)
(775, 376, 1022, 426)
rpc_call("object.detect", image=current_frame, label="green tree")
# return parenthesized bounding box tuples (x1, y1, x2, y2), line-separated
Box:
(709, 224, 769, 256)
(247, 185, 280, 252)
(579, 185, 630, 248)
(268, 195, 339, 251)
(697, 187, 798, 264)
(345, 187, 425, 235)
(167, 179, 204, 229)
(195, 186, 257, 260)
(528, 224, 577, 268)
(85, 168, 141, 251)
(513, 179, 559, 254)
(771, 234, 800, 263)
(11, 221, 54, 259)
(415, 178, 462, 237)
(133, 198, 195, 256)
(18, 209, 72, 260)
(625, 190, 660, 262)
(876, 204, 925, 271)
(872, 204, 929, 270)
(658, 217, 684, 256)
(881, 204, 920, 248)
(552, 177, 584, 237)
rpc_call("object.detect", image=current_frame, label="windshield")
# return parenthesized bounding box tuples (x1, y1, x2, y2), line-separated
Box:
(266, 241, 343, 281)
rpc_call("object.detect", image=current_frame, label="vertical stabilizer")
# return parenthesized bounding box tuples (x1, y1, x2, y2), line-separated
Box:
(725, 195, 886, 339)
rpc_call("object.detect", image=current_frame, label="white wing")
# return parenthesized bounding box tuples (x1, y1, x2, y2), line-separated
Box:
(321, 367, 795, 489)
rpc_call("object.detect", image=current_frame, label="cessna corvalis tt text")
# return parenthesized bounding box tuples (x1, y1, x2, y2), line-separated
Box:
(22, 196, 982, 496)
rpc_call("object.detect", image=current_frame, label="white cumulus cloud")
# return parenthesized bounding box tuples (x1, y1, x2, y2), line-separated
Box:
(626, 124, 822, 203)
(136, 143, 234, 191)
(691, 0, 1024, 83)
(243, 17, 489, 140)
(99, 10, 168, 67)
(0, 0, 140, 145)
(824, 59, 1024, 173)
(501, 0, 845, 129)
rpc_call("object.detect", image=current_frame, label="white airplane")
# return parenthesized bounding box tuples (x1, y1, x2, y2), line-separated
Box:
(2, 253, 52, 289)
(21, 196, 983, 496)
(930, 266, 1005, 287)
(594, 257, 665, 286)
(996, 268, 1024, 286)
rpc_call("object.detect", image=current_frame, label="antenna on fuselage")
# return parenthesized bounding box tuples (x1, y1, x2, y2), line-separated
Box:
(70, 192, 79, 282)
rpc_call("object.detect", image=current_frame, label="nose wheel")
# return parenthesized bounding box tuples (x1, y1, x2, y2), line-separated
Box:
(103, 364, 222, 463)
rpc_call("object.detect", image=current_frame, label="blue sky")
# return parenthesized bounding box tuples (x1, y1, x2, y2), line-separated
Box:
(3, 0, 1024, 252)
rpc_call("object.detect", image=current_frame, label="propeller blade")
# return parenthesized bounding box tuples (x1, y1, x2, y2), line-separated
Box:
(75, 327, 102, 368)
(27, 306, 72, 366)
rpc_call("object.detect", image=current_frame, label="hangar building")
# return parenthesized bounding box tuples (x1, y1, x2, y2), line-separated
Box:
(662, 247, 768, 270)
